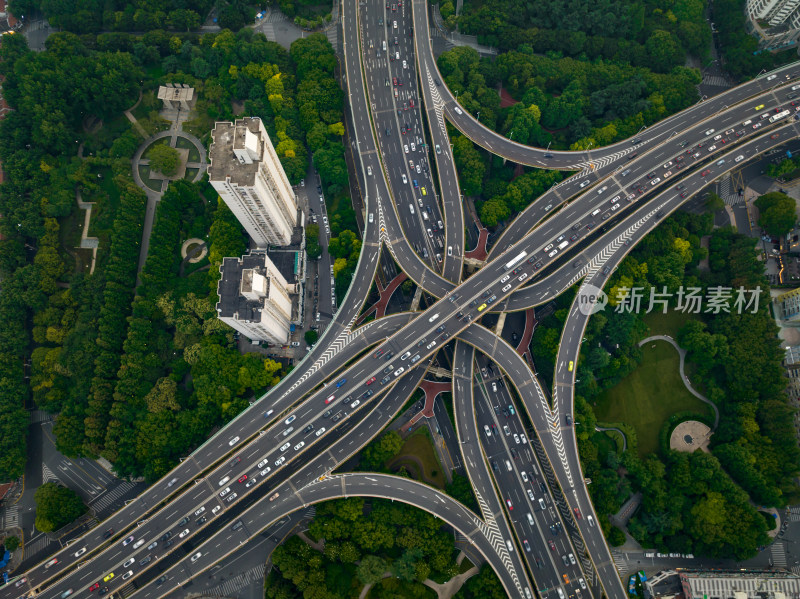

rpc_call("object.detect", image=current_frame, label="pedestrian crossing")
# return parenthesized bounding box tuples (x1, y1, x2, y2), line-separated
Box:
(325, 26, 338, 50)
(89, 481, 137, 513)
(3, 505, 18, 528)
(718, 174, 740, 205)
(612, 551, 627, 574)
(788, 507, 800, 521)
(772, 542, 787, 568)
(703, 74, 732, 88)
(24, 534, 52, 558)
(205, 565, 265, 597)
(30, 410, 53, 423)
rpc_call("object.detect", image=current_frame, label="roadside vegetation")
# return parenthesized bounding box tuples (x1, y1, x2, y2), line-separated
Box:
(531, 209, 798, 558)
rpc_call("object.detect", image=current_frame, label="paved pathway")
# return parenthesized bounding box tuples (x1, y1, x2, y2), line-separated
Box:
(401, 379, 451, 432)
(355, 272, 408, 324)
(595, 426, 627, 452)
(637, 335, 719, 429)
(516, 309, 537, 368)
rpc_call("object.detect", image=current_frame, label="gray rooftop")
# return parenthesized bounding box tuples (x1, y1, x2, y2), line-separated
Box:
(208, 118, 263, 188)
(216, 253, 268, 320)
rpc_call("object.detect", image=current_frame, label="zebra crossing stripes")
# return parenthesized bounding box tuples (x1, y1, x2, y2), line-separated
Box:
(89, 481, 137, 512)
(703, 74, 731, 88)
(204, 565, 265, 597)
(611, 551, 628, 574)
(30, 410, 53, 423)
(260, 24, 276, 42)
(772, 542, 787, 568)
(718, 175, 739, 205)
(788, 507, 800, 522)
(23, 534, 52, 558)
(3, 505, 18, 528)
(42, 464, 59, 484)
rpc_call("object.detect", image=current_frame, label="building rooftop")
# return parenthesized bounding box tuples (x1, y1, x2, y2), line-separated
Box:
(208, 118, 265, 188)
(681, 570, 800, 599)
(217, 253, 268, 321)
(157, 84, 194, 103)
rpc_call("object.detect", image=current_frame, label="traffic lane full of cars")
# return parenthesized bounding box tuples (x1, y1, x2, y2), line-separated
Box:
(364, 5, 444, 264)
(127, 369, 438, 599)
(473, 365, 586, 592)
(489, 79, 800, 261)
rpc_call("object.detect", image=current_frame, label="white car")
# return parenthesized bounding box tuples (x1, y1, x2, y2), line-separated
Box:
(194, 506, 205, 517)
(280, 442, 291, 452)
(402, 60, 407, 68)
(502, 284, 511, 292)
(123, 558, 135, 568)
(410, 142, 416, 151)
(520, 434, 527, 444)
(260, 467, 271, 477)
(220, 487, 231, 497)
(73, 548, 86, 558)
(275, 456, 286, 467)
(707, 145, 717, 152)
(735, 155, 745, 162)
(315, 427, 326, 437)
(257, 458, 269, 469)
(285, 415, 296, 425)
(212, 506, 221, 515)
(402, 174, 407, 184)
(350, 399, 361, 409)
(650, 178, 660, 186)
(132, 539, 145, 549)
(521, 471, 528, 482)
(228, 436, 240, 446)
(294, 441, 305, 451)
(190, 552, 202, 563)
(404, 145, 409, 154)
(415, 164, 421, 173)
(179, 529, 190, 539)
(218, 476, 230, 487)
(226, 493, 237, 503)
(394, 367, 405, 376)
(513, 434, 521, 444)
(527, 489, 535, 501)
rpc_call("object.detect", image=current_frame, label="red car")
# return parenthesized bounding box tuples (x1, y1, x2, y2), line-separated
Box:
(238, 475, 248, 483)
(700, 169, 711, 177)
(89, 584, 100, 592)
(366, 377, 376, 385)
(325, 395, 335, 404)
(373, 349, 384, 359)
(506, 499, 513, 511)
(392, 77, 397, 86)
(549, 540, 556, 551)
(771, 133, 780, 139)
(573, 507, 582, 520)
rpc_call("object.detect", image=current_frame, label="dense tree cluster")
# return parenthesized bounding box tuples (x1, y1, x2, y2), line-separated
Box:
(10, 0, 253, 33)
(453, 564, 508, 599)
(34, 483, 87, 532)
(754, 191, 797, 237)
(267, 498, 463, 598)
(439, 45, 699, 152)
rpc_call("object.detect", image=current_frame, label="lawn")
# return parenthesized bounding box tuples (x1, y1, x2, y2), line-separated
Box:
(138, 164, 163, 193)
(175, 137, 202, 163)
(642, 309, 697, 338)
(593, 339, 714, 457)
(387, 428, 446, 489)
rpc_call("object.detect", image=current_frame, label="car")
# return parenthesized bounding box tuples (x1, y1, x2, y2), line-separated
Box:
(103, 573, 114, 583)
(753, 122, 762, 129)
(15, 578, 27, 588)
(350, 398, 362, 409)
(421, 187, 427, 196)
(562, 554, 570, 566)
(61, 591, 74, 599)
(294, 441, 305, 451)
(275, 456, 286, 466)
(701, 169, 711, 177)
(394, 366, 405, 376)
(103, 529, 114, 539)
(121, 571, 133, 581)
(647, 172, 656, 179)
(579, 578, 587, 590)
(513, 433, 521, 444)
(548, 540, 556, 551)
(587, 515, 595, 526)
(228, 436, 240, 446)
(579, 180, 590, 188)
(89, 584, 100, 592)
(195, 506, 206, 516)
(280, 442, 290, 452)
(755, 104, 765, 110)
(523, 540, 531, 552)
(663, 170, 672, 178)
(123, 557, 135, 568)
(285, 414, 296, 425)
(167, 477, 178, 488)
(707, 145, 717, 152)
(680, 191, 689, 198)
(156, 576, 168, 586)
(772, 133, 780, 139)
(366, 376, 376, 385)
(401, 173, 407, 184)
(74, 547, 87, 557)
(527, 489, 535, 501)
(122, 536, 135, 546)
(569, 553, 576, 565)
(160, 531, 173, 542)
(373, 349, 385, 359)
(226, 492, 238, 503)
(147, 541, 158, 550)
(191, 552, 202, 563)
(404, 145, 409, 154)
(506, 499, 514, 510)
(238, 475, 247, 483)
(363, 390, 374, 398)
(663, 161, 673, 169)
(316, 427, 327, 437)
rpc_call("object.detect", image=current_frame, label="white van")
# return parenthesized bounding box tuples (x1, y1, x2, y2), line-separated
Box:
(381, 41, 386, 51)
(527, 513, 535, 526)
(505, 460, 513, 472)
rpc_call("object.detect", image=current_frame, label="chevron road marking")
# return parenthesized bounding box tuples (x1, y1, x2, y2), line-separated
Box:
(42, 463, 59, 484)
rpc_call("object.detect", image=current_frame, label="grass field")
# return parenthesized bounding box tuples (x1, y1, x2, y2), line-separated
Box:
(642, 309, 697, 338)
(387, 428, 446, 489)
(593, 339, 714, 456)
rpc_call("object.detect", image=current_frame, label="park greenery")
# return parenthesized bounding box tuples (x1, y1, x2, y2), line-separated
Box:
(3, 536, 19, 552)
(0, 29, 350, 481)
(11, 0, 253, 32)
(146, 143, 180, 177)
(34, 483, 87, 532)
(266, 498, 505, 598)
(755, 191, 798, 237)
(532, 211, 797, 558)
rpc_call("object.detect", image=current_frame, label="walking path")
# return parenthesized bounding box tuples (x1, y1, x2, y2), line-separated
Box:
(355, 272, 408, 324)
(595, 426, 627, 452)
(516, 309, 537, 368)
(401, 379, 451, 432)
(637, 335, 719, 429)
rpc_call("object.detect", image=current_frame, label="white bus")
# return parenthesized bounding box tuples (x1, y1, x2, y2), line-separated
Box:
(769, 109, 790, 123)
(504, 251, 527, 270)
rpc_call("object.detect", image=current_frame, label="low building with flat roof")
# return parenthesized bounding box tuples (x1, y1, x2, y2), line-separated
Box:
(679, 570, 800, 599)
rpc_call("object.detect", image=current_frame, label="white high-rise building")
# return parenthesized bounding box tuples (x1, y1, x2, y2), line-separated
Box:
(746, 0, 800, 50)
(216, 251, 297, 345)
(208, 117, 298, 248)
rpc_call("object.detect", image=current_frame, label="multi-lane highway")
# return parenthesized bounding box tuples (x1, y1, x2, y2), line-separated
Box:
(9, 2, 800, 599)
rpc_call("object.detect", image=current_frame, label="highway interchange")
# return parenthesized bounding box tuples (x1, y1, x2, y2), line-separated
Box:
(8, 2, 800, 599)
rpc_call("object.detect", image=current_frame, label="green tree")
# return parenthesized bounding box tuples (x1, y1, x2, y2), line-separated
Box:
(755, 192, 797, 237)
(608, 526, 626, 546)
(706, 193, 725, 212)
(34, 483, 87, 532)
(357, 554, 388, 585)
(4, 536, 19, 552)
(305, 330, 319, 345)
(147, 144, 180, 177)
